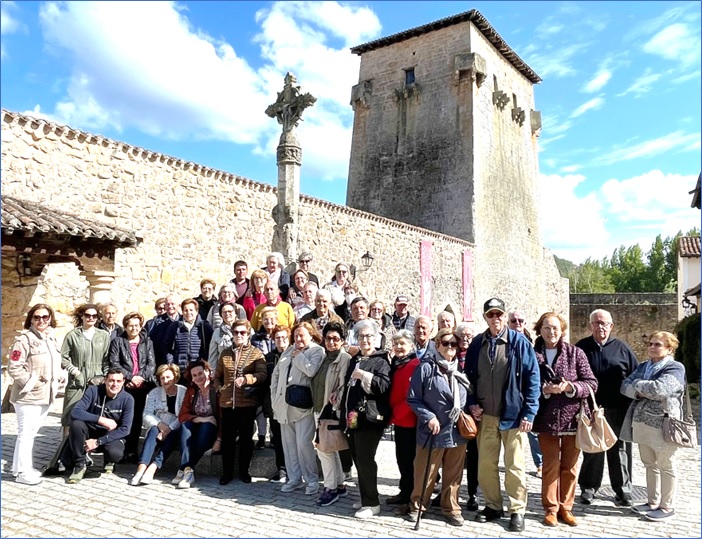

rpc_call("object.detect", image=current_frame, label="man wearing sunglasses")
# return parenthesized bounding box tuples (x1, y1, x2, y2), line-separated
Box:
(464, 298, 540, 532)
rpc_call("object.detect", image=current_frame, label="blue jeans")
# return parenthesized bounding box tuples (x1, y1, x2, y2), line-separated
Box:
(139, 426, 179, 468)
(529, 431, 543, 467)
(179, 421, 217, 470)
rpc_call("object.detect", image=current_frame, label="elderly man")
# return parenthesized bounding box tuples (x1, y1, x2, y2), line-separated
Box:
(576, 309, 638, 507)
(391, 295, 416, 332)
(465, 298, 540, 532)
(149, 294, 182, 365)
(301, 289, 344, 333)
(251, 281, 295, 331)
(413, 315, 436, 360)
(297, 251, 319, 285)
(98, 303, 122, 341)
(294, 281, 318, 319)
(437, 310, 456, 330)
(345, 297, 384, 355)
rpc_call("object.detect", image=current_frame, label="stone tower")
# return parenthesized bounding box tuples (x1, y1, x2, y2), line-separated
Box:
(346, 10, 544, 265)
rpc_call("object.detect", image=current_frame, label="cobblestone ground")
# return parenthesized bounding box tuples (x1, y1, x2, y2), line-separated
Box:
(1, 399, 700, 538)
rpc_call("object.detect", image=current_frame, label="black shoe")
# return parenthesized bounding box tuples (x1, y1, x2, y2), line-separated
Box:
(614, 492, 633, 507)
(240, 473, 252, 484)
(475, 507, 504, 522)
(255, 437, 266, 450)
(385, 494, 408, 505)
(431, 494, 441, 507)
(580, 489, 595, 505)
(466, 495, 479, 512)
(219, 475, 233, 485)
(509, 513, 525, 532)
(42, 466, 66, 477)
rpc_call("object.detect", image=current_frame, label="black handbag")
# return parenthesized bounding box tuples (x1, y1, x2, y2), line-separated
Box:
(284, 362, 313, 409)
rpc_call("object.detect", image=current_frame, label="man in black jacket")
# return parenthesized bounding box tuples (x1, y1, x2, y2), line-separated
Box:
(576, 309, 638, 506)
(63, 368, 135, 483)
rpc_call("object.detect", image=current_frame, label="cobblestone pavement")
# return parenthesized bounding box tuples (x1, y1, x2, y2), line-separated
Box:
(1, 399, 700, 538)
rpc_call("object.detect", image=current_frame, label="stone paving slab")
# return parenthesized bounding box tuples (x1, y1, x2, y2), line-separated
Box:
(1, 399, 700, 538)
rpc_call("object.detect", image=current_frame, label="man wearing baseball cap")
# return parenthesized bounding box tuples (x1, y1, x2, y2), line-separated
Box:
(464, 297, 540, 532)
(391, 295, 415, 332)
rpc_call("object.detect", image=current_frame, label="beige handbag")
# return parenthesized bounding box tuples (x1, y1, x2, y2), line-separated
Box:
(662, 382, 698, 449)
(575, 386, 618, 453)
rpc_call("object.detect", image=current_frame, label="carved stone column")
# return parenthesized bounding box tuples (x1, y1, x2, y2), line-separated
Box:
(81, 269, 118, 305)
(274, 130, 302, 263)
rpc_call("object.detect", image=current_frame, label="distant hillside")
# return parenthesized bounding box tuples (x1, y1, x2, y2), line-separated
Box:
(553, 255, 575, 278)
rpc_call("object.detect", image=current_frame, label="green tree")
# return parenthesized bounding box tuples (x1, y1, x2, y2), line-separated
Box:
(609, 244, 647, 292)
(645, 235, 670, 291)
(569, 257, 615, 293)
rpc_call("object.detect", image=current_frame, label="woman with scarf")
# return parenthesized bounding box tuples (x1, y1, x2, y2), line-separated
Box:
(340, 319, 391, 519)
(207, 302, 238, 371)
(385, 330, 420, 510)
(312, 321, 352, 507)
(405, 328, 472, 527)
(620, 331, 686, 521)
(241, 269, 269, 320)
(532, 312, 597, 528)
(251, 306, 279, 448)
(214, 318, 267, 484)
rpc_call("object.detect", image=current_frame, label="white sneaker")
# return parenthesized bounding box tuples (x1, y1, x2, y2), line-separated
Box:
(353, 502, 362, 510)
(354, 505, 380, 519)
(305, 482, 319, 495)
(130, 470, 145, 486)
(15, 472, 42, 485)
(281, 480, 304, 493)
(176, 468, 194, 489)
(171, 469, 184, 485)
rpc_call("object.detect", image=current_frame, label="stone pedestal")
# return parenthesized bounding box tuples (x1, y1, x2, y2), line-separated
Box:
(82, 269, 118, 304)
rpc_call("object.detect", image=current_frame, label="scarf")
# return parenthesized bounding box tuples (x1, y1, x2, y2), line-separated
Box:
(433, 354, 471, 423)
(218, 324, 233, 352)
(642, 355, 672, 380)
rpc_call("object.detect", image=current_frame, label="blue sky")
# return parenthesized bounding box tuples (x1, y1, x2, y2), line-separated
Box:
(1, 1, 700, 263)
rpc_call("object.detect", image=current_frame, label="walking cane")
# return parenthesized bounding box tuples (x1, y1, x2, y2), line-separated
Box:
(414, 432, 435, 531)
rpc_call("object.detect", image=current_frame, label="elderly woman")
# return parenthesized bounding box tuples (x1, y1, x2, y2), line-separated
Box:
(174, 360, 219, 489)
(455, 322, 479, 511)
(8, 304, 63, 485)
(130, 364, 186, 486)
(370, 300, 396, 351)
(312, 321, 352, 507)
(241, 269, 268, 320)
(386, 330, 420, 508)
(532, 312, 597, 528)
(288, 269, 309, 309)
(60, 303, 111, 429)
(266, 325, 292, 481)
(271, 322, 325, 495)
(214, 319, 267, 484)
(107, 312, 157, 461)
(207, 302, 238, 371)
(324, 262, 351, 309)
(405, 329, 471, 527)
(340, 319, 391, 519)
(620, 331, 686, 521)
(195, 278, 217, 320)
(207, 284, 246, 330)
(265, 251, 291, 302)
(165, 298, 213, 383)
(251, 306, 279, 448)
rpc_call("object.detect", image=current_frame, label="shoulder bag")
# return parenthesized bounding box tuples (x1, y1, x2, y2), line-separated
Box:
(284, 361, 313, 409)
(457, 410, 478, 439)
(576, 385, 618, 453)
(662, 380, 697, 449)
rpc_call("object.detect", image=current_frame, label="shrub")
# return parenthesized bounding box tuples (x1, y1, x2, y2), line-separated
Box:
(675, 313, 701, 382)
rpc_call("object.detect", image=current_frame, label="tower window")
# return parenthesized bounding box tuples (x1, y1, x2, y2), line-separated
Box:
(405, 68, 415, 86)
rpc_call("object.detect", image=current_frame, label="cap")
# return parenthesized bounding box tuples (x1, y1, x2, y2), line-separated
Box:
(483, 297, 506, 314)
(395, 295, 409, 304)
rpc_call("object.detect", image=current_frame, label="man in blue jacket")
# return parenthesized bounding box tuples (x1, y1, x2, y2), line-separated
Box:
(64, 368, 134, 484)
(465, 298, 540, 532)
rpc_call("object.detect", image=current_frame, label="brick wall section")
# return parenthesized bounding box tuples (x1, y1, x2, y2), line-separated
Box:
(569, 293, 678, 360)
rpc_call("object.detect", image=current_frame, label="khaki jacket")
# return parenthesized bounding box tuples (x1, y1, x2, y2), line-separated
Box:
(8, 328, 62, 406)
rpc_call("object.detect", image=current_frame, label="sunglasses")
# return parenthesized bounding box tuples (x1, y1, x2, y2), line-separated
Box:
(232, 330, 248, 336)
(83, 313, 98, 319)
(510, 318, 525, 324)
(325, 335, 342, 342)
(32, 315, 51, 322)
(299, 259, 311, 263)
(485, 311, 503, 319)
(440, 340, 459, 348)
(648, 342, 664, 348)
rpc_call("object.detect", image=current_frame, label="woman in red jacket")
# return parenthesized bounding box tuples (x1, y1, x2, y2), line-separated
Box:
(386, 329, 420, 509)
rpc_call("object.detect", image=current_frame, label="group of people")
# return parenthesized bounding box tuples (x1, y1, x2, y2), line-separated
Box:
(6, 250, 692, 530)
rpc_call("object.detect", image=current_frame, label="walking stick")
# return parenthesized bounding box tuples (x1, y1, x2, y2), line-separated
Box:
(414, 432, 435, 531)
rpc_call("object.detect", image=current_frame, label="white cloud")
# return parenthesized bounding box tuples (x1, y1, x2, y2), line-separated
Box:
(582, 70, 611, 93)
(642, 22, 701, 68)
(560, 164, 581, 173)
(570, 96, 604, 118)
(617, 68, 662, 97)
(1, 0, 24, 59)
(34, 0, 382, 182)
(523, 42, 590, 79)
(595, 131, 700, 165)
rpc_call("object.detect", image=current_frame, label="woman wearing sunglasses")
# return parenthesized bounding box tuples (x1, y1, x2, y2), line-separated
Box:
(8, 304, 63, 485)
(60, 303, 111, 431)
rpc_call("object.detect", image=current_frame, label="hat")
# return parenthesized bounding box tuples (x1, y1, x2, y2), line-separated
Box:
(483, 297, 506, 314)
(395, 295, 409, 304)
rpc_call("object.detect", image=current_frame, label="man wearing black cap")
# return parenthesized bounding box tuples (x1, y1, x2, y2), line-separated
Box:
(391, 295, 415, 332)
(464, 298, 540, 532)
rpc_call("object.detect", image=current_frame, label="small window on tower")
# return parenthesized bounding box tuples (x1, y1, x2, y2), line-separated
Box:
(405, 68, 415, 86)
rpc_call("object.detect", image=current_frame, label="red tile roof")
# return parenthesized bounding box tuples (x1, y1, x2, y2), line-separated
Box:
(679, 236, 701, 257)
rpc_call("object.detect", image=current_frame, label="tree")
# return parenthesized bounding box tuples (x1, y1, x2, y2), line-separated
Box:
(645, 235, 670, 291)
(609, 244, 647, 292)
(569, 257, 615, 293)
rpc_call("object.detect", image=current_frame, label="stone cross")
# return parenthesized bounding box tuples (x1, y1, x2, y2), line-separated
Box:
(265, 72, 316, 263)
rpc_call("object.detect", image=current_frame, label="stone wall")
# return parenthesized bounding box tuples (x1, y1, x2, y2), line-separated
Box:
(570, 293, 678, 360)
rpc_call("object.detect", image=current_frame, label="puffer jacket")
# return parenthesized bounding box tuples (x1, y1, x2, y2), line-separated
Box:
(620, 357, 685, 441)
(8, 327, 62, 406)
(164, 315, 213, 371)
(532, 337, 598, 435)
(214, 344, 267, 408)
(107, 329, 156, 382)
(270, 343, 325, 424)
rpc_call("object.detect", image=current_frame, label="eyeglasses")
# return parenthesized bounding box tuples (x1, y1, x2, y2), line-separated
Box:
(440, 340, 459, 348)
(337, 270, 348, 274)
(510, 318, 525, 324)
(592, 321, 612, 327)
(325, 335, 342, 342)
(370, 307, 383, 312)
(233, 330, 248, 336)
(274, 336, 289, 341)
(485, 311, 503, 319)
(358, 334, 374, 340)
(83, 313, 98, 319)
(648, 342, 664, 348)
(221, 310, 235, 316)
(299, 259, 311, 263)
(32, 315, 51, 322)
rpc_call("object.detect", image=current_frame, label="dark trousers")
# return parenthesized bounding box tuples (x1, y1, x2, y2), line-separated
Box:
(125, 383, 153, 456)
(139, 425, 179, 468)
(465, 437, 479, 497)
(339, 448, 353, 473)
(221, 406, 257, 478)
(394, 425, 417, 502)
(269, 417, 286, 470)
(179, 420, 217, 470)
(67, 420, 125, 468)
(348, 428, 384, 507)
(578, 406, 633, 495)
